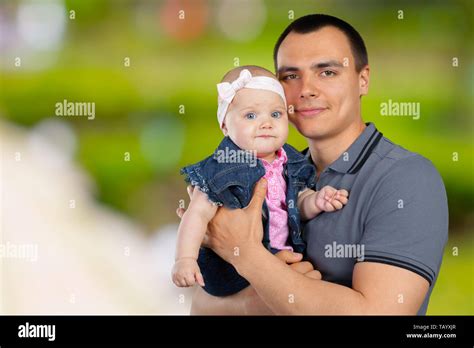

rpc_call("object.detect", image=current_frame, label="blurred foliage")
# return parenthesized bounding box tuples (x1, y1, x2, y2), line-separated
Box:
(428, 231, 474, 314)
(1, 0, 472, 230)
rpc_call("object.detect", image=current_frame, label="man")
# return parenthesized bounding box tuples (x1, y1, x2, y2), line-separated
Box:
(179, 14, 448, 315)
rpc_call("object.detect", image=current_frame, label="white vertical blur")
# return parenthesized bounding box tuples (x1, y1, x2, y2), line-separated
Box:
(0, 120, 194, 314)
(17, 0, 66, 51)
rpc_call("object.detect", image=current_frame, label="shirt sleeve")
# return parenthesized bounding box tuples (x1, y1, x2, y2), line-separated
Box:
(180, 162, 223, 206)
(358, 155, 449, 285)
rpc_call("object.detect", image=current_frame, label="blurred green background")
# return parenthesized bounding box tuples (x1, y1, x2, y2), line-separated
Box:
(0, 0, 472, 314)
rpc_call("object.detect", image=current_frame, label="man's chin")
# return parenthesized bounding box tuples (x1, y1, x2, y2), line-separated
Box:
(293, 123, 325, 139)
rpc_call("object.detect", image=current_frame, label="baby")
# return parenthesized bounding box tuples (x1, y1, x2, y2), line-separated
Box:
(172, 66, 348, 296)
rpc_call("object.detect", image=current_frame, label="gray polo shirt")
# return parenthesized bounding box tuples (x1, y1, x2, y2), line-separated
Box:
(302, 122, 448, 315)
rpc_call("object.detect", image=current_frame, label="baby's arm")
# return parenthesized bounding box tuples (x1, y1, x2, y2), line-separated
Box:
(172, 188, 218, 288)
(298, 186, 349, 221)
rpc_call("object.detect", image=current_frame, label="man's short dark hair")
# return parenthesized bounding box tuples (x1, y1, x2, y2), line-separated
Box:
(273, 14, 368, 73)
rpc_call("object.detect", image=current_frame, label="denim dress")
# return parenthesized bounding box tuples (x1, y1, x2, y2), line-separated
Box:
(180, 136, 316, 296)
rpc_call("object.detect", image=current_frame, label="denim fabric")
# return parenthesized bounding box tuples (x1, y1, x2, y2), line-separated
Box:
(181, 136, 316, 296)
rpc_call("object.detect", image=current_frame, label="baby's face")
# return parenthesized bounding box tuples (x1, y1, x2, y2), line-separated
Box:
(223, 88, 288, 158)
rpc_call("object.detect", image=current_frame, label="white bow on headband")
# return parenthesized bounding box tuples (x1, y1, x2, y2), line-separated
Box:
(216, 69, 287, 132)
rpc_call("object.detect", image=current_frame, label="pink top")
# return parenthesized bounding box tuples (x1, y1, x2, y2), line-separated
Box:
(261, 148, 293, 251)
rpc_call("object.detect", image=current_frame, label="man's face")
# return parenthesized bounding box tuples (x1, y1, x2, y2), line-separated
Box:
(276, 26, 369, 140)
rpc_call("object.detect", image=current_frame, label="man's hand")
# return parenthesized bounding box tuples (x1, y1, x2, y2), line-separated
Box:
(274, 250, 322, 280)
(176, 180, 323, 315)
(204, 178, 268, 266)
(175, 182, 322, 279)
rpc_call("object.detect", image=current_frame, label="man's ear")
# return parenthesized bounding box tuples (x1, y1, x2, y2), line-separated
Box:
(359, 65, 370, 97)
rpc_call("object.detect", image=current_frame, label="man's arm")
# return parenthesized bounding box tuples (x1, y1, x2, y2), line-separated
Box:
(206, 178, 434, 315)
(191, 286, 273, 315)
(194, 245, 429, 315)
(176, 189, 320, 315)
(190, 250, 322, 315)
(233, 245, 429, 315)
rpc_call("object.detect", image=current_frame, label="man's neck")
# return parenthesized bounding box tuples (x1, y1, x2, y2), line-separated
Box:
(308, 120, 366, 177)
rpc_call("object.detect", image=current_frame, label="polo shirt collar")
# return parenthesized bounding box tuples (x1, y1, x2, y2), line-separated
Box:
(304, 122, 383, 174)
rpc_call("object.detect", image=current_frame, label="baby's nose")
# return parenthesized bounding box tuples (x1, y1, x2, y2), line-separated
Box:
(260, 118, 274, 128)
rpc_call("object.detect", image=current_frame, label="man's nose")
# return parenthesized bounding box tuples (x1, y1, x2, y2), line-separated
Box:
(300, 74, 320, 99)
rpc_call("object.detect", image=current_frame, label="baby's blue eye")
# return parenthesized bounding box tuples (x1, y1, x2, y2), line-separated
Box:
(271, 111, 282, 118)
(245, 112, 257, 120)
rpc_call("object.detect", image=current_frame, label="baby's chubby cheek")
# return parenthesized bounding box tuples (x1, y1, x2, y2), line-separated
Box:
(278, 124, 289, 144)
(232, 133, 255, 151)
(269, 123, 289, 150)
(256, 134, 288, 155)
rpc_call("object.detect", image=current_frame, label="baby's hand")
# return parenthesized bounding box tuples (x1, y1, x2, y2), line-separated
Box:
(172, 258, 205, 288)
(314, 186, 349, 212)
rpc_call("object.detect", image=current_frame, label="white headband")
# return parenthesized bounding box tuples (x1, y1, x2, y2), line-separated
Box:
(216, 69, 287, 132)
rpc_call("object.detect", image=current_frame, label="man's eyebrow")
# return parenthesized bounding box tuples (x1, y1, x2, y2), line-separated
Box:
(277, 60, 344, 76)
(311, 60, 344, 69)
(277, 66, 299, 75)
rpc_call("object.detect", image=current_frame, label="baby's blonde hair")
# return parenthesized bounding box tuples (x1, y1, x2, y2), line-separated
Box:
(221, 65, 276, 83)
